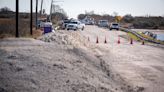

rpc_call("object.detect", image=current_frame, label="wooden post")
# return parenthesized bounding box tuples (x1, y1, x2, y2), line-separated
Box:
(30, 0, 33, 35)
(36, 0, 38, 29)
(16, 0, 19, 37)
(40, 0, 43, 14)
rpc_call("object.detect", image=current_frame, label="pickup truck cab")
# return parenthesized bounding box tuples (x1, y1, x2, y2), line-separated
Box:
(98, 20, 109, 28)
(66, 21, 85, 31)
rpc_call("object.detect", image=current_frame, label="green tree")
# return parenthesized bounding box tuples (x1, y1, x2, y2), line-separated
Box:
(77, 14, 86, 20)
(0, 7, 13, 13)
(123, 14, 134, 23)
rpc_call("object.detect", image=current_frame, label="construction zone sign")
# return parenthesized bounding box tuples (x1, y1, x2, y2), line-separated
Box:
(115, 16, 123, 23)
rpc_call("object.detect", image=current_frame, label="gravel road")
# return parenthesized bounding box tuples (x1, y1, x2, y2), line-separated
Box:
(75, 25, 164, 92)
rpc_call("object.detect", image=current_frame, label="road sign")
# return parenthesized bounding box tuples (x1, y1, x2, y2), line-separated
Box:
(115, 16, 122, 23)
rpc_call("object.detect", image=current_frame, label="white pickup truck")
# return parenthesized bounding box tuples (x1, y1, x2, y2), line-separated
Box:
(66, 21, 85, 31)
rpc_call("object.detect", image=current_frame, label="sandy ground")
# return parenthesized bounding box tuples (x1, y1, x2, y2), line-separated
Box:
(0, 26, 164, 92)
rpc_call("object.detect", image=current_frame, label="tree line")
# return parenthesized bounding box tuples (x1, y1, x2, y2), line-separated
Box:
(78, 13, 164, 29)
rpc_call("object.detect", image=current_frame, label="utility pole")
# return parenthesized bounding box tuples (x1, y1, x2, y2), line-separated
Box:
(50, 0, 53, 21)
(16, 0, 19, 37)
(40, 0, 43, 14)
(30, 0, 33, 35)
(36, 0, 38, 29)
(50, 0, 63, 22)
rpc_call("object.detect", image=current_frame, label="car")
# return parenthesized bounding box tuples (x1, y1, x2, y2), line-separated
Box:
(110, 23, 120, 30)
(98, 20, 109, 28)
(66, 21, 85, 31)
(62, 19, 71, 30)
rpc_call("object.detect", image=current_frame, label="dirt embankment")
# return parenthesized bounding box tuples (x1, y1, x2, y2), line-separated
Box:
(0, 31, 144, 92)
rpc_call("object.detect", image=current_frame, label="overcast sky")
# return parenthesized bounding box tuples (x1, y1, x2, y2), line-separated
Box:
(0, 0, 164, 18)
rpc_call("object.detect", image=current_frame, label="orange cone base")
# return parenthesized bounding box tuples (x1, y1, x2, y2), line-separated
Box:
(104, 37, 107, 44)
(104, 40, 107, 44)
(130, 38, 133, 44)
(88, 37, 90, 42)
(118, 40, 120, 44)
(96, 37, 99, 43)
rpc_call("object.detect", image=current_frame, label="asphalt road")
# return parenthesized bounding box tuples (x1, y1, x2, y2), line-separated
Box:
(72, 25, 164, 92)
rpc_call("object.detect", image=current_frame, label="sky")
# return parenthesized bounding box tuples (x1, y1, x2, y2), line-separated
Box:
(0, 0, 164, 18)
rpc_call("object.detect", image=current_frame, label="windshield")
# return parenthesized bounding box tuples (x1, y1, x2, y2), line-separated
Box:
(112, 24, 119, 26)
(69, 22, 78, 24)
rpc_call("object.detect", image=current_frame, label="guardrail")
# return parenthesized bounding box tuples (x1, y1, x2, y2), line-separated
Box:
(120, 28, 161, 44)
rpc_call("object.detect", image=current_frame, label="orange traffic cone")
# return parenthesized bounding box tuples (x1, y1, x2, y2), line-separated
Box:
(96, 36, 99, 43)
(104, 36, 107, 44)
(130, 38, 133, 44)
(142, 40, 145, 45)
(88, 37, 90, 42)
(117, 37, 120, 44)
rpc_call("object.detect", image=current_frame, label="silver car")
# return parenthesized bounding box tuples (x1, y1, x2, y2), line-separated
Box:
(110, 23, 120, 30)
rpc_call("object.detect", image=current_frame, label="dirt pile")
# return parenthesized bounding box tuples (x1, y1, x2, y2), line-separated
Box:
(38, 31, 90, 48)
(0, 31, 145, 92)
(0, 36, 116, 92)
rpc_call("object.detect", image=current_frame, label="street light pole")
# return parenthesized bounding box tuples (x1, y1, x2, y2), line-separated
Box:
(16, 0, 19, 37)
(30, 0, 33, 35)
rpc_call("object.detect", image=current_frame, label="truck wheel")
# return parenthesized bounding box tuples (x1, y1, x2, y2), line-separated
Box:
(74, 27, 78, 31)
(82, 27, 84, 30)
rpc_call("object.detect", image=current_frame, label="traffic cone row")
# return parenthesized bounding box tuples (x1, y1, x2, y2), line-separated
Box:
(87, 36, 145, 45)
(96, 36, 108, 44)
